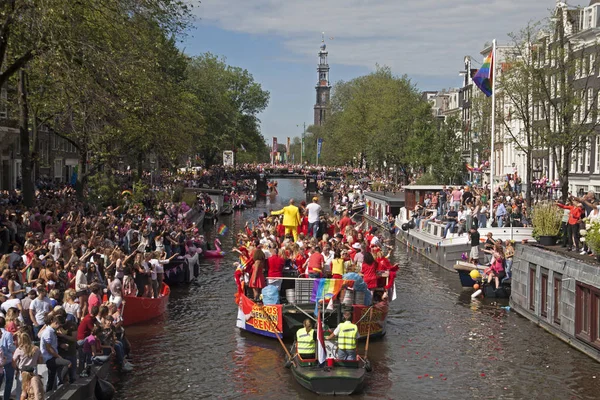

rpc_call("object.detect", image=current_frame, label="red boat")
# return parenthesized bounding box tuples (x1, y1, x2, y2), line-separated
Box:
(122, 284, 170, 326)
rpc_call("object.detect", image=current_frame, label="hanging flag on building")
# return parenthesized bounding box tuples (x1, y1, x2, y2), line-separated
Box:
(473, 50, 494, 97)
(317, 138, 324, 158)
(286, 137, 290, 159)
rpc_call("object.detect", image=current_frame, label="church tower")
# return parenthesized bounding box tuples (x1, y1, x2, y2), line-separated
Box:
(314, 35, 331, 126)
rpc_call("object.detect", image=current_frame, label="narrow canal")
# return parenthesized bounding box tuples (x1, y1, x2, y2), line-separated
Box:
(113, 179, 600, 399)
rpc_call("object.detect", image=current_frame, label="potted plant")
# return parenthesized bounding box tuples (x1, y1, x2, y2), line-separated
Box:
(531, 202, 562, 246)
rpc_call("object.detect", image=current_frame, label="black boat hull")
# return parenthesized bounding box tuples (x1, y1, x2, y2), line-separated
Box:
(290, 360, 366, 396)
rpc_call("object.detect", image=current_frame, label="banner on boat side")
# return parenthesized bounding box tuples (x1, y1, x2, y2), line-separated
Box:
(237, 295, 283, 338)
(352, 302, 389, 338)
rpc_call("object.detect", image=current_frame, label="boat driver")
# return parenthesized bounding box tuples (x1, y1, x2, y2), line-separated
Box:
(296, 319, 316, 360)
(327, 311, 358, 360)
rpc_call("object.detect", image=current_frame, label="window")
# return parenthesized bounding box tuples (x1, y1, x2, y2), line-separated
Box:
(529, 265, 536, 311)
(591, 54, 596, 75)
(554, 274, 562, 325)
(576, 284, 591, 342)
(541, 270, 549, 318)
(587, 88, 594, 123)
(0, 86, 7, 119)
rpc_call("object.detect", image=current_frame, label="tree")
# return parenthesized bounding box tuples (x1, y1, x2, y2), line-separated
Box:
(184, 54, 270, 167)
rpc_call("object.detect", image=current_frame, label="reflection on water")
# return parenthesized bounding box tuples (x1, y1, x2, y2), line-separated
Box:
(114, 179, 600, 400)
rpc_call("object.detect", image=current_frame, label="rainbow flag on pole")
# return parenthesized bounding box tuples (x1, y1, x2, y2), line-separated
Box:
(473, 50, 494, 97)
(311, 278, 352, 315)
(217, 224, 228, 235)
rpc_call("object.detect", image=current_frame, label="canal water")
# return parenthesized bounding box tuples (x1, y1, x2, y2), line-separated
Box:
(113, 179, 600, 399)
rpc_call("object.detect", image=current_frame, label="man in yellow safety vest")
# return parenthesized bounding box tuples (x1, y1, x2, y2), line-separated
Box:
(296, 319, 316, 360)
(327, 311, 358, 360)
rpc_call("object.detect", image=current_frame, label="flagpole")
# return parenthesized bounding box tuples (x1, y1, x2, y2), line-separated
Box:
(489, 39, 496, 227)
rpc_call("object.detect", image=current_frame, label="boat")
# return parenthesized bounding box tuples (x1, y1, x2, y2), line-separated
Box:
(389, 184, 534, 272)
(163, 255, 199, 285)
(288, 352, 367, 395)
(122, 284, 170, 326)
(236, 276, 393, 340)
(454, 261, 511, 298)
(349, 202, 365, 216)
(220, 201, 234, 215)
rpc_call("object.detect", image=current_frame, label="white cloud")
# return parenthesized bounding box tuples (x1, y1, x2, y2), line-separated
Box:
(194, 0, 560, 77)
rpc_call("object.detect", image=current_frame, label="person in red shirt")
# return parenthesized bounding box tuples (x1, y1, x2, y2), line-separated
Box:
(77, 305, 99, 341)
(304, 247, 324, 278)
(556, 200, 584, 252)
(267, 248, 285, 289)
(361, 252, 379, 292)
(337, 211, 355, 235)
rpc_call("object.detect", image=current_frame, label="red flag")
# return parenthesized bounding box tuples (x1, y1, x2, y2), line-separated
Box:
(240, 294, 255, 321)
(317, 311, 326, 364)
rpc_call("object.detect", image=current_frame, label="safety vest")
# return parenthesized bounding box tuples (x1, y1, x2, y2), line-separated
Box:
(337, 321, 358, 350)
(296, 327, 315, 354)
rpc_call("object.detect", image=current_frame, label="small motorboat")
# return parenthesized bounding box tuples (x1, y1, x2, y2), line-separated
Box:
(454, 261, 511, 299)
(287, 348, 368, 396)
(122, 284, 170, 326)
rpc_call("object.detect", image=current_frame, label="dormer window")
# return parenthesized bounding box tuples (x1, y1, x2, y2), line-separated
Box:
(582, 5, 600, 30)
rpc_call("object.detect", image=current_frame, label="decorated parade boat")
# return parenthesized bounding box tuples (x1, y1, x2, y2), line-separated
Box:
(235, 276, 394, 340)
(122, 283, 171, 326)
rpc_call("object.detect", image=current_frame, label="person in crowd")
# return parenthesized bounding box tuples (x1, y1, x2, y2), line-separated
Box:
(361, 252, 379, 293)
(487, 243, 506, 289)
(12, 332, 44, 399)
(0, 316, 14, 400)
(468, 226, 481, 264)
(30, 286, 52, 338)
(266, 248, 284, 290)
(304, 246, 324, 279)
(248, 246, 266, 302)
(305, 197, 322, 239)
(270, 199, 302, 242)
(443, 206, 459, 239)
(40, 314, 70, 392)
(326, 311, 358, 360)
(495, 200, 507, 228)
(556, 199, 584, 252)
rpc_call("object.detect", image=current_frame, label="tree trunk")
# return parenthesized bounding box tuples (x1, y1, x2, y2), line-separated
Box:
(75, 149, 87, 200)
(32, 111, 39, 183)
(525, 151, 533, 208)
(561, 149, 570, 202)
(18, 69, 33, 207)
(137, 152, 143, 182)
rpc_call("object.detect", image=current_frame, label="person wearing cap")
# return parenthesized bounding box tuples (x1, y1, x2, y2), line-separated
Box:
(326, 311, 358, 360)
(305, 197, 322, 239)
(270, 199, 302, 242)
(352, 243, 364, 266)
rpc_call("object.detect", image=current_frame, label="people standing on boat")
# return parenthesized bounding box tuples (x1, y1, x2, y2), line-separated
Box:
(486, 243, 506, 289)
(266, 248, 284, 290)
(495, 200, 507, 228)
(296, 319, 316, 360)
(438, 186, 448, 216)
(360, 252, 378, 293)
(468, 227, 480, 264)
(304, 246, 324, 279)
(326, 311, 358, 360)
(337, 210, 355, 234)
(450, 187, 462, 211)
(305, 197, 322, 239)
(249, 247, 266, 302)
(271, 199, 302, 242)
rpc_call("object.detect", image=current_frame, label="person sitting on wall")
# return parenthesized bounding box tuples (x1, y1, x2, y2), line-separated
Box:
(442, 206, 458, 239)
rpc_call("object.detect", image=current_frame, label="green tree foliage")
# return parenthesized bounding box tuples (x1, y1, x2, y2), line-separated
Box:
(184, 53, 270, 166)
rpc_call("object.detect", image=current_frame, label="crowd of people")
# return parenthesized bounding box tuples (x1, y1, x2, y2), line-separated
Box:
(233, 196, 398, 307)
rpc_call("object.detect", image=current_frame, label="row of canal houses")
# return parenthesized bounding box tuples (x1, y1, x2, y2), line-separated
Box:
(364, 186, 600, 362)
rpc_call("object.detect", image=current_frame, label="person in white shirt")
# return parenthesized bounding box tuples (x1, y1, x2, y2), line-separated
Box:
(305, 197, 322, 238)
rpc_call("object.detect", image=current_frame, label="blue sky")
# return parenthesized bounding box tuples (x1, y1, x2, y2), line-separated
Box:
(182, 0, 561, 142)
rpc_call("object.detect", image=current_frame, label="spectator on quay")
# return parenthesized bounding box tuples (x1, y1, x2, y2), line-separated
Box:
(556, 199, 584, 253)
(0, 316, 15, 400)
(495, 200, 507, 228)
(30, 286, 52, 338)
(13, 332, 43, 397)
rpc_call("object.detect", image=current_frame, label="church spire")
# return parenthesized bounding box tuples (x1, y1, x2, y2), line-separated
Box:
(314, 34, 331, 126)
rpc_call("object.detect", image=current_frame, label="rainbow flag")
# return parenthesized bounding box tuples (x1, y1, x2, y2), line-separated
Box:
(473, 50, 494, 97)
(311, 278, 351, 315)
(217, 224, 228, 235)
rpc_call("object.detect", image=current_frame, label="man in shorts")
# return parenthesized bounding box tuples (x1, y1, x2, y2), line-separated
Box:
(468, 227, 480, 264)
